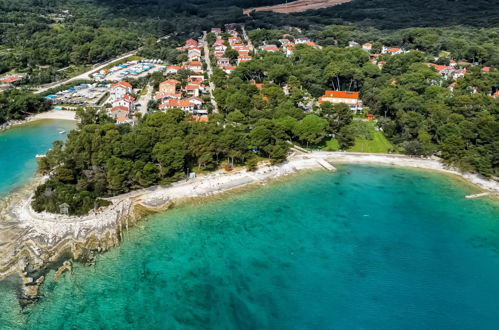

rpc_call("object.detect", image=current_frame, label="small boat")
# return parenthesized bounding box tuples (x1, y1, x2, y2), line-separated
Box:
(59, 130, 66, 134)
(35, 154, 46, 159)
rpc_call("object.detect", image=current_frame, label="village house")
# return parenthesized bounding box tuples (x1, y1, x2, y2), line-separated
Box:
(228, 36, 241, 46)
(191, 115, 209, 122)
(223, 66, 236, 74)
(492, 91, 499, 99)
(211, 28, 222, 35)
(110, 81, 133, 100)
(188, 48, 202, 61)
(116, 116, 135, 125)
(237, 49, 250, 57)
(185, 39, 198, 49)
(112, 94, 135, 111)
(381, 46, 405, 55)
(185, 61, 203, 73)
(348, 41, 360, 47)
(165, 65, 182, 75)
(295, 37, 311, 45)
(279, 39, 291, 46)
(184, 83, 201, 97)
(159, 99, 195, 112)
(0, 76, 23, 86)
(109, 105, 130, 120)
(318, 91, 362, 113)
(155, 79, 181, 100)
(217, 57, 231, 67)
(362, 43, 373, 52)
(237, 55, 252, 65)
(260, 45, 279, 52)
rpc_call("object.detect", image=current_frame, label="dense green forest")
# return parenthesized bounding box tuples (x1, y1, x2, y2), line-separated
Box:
(0, 0, 496, 214)
(33, 42, 498, 215)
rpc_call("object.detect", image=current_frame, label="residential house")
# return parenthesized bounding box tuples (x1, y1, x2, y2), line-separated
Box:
(159, 99, 194, 112)
(237, 56, 252, 65)
(185, 39, 198, 49)
(111, 81, 132, 100)
(223, 66, 236, 74)
(155, 79, 181, 100)
(362, 43, 373, 51)
(279, 39, 291, 46)
(260, 45, 279, 52)
(185, 61, 203, 73)
(112, 94, 135, 111)
(0, 76, 22, 86)
(165, 65, 182, 74)
(116, 116, 134, 125)
(492, 91, 499, 99)
(318, 91, 362, 113)
(217, 57, 231, 67)
(348, 41, 360, 47)
(109, 105, 130, 119)
(188, 48, 202, 61)
(211, 28, 222, 35)
(295, 37, 311, 44)
(184, 83, 201, 97)
(381, 46, 404, 55)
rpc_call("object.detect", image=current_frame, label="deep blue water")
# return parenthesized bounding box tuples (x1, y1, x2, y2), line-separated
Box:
(1, 164, 498, 329)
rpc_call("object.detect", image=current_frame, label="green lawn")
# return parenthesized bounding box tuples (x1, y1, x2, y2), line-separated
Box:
(348, 127, 394, 153)
(322, 121, 395, 153)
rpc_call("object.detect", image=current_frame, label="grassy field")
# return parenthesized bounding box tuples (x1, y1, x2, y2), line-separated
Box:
(323, 121, 395, 153)
(348, 124, 394, 153)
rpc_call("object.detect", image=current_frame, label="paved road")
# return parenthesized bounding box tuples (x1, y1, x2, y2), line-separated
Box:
(34, 50, 138, 94)
(137, 84, 153, 116)
(34, 35, 170, 95)
(241, 25, 254, 51)
(202, 31, 219, 114)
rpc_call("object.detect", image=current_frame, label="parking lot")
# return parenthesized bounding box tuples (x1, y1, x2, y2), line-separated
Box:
(93, 59, 165, 82)
(45, 83, 110, 106)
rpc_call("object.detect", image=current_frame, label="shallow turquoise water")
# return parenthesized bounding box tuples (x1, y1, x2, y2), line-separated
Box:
(1, 165, 498, 329)
(0, 120, 76, 198)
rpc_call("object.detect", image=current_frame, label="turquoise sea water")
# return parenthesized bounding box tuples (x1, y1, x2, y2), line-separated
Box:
(0, 120, 76, 198)
(1, 163, 498, 329)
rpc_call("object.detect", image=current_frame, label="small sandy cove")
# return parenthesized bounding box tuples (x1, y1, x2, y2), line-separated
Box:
(0, 152, 497, 299)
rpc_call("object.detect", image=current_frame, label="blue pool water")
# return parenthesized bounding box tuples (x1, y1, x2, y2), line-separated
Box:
(1, 164, 498, 329)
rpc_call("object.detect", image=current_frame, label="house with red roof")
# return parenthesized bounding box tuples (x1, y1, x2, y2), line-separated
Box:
(318, 91, 362, 113)
(191, 115, 209, 122)
(116, 116, 134, 125)
(260, 45, 279, 52)
(223, 66, 236, 74)
(237, 55, 252, 65)
(362, 43, 373, 52)
(185, 61, 203, 73)
(381, 46, 405, 55)
(111, 81, 132, 100)
(166, 65, 182, 75)
(159, 99, 194, 112)
(185, 39, 198, 49)
(188, 48, 202, 61)
(211, 28, 222, 35)
(109, 106, 130, 120)
(0, 76, 23, 85)
(112, 94, 135, 111)
(492, 91, 499, 99)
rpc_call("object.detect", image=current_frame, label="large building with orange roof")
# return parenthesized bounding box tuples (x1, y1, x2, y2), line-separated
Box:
(318, 91, 362, 113)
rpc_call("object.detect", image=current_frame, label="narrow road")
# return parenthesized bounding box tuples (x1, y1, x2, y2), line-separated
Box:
(137, 84, 153, 116)
(34, 35, 170, 95)
(241, 25, 254, 51)
(202, 31, 219, 114)
(34, 50, 138, 94)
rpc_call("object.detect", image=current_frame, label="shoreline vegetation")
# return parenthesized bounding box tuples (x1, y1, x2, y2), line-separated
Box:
(0, 110, 77, 132)
(0, 151, 498, 305)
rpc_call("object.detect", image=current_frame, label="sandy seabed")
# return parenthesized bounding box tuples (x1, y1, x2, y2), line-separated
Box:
(0, 151, 497, 301)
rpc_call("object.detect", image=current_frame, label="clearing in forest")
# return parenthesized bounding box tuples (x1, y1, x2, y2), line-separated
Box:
(243, 0, 352, 15)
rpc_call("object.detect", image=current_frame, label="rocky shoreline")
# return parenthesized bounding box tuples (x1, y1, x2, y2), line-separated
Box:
(0, 152, 497, 306)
